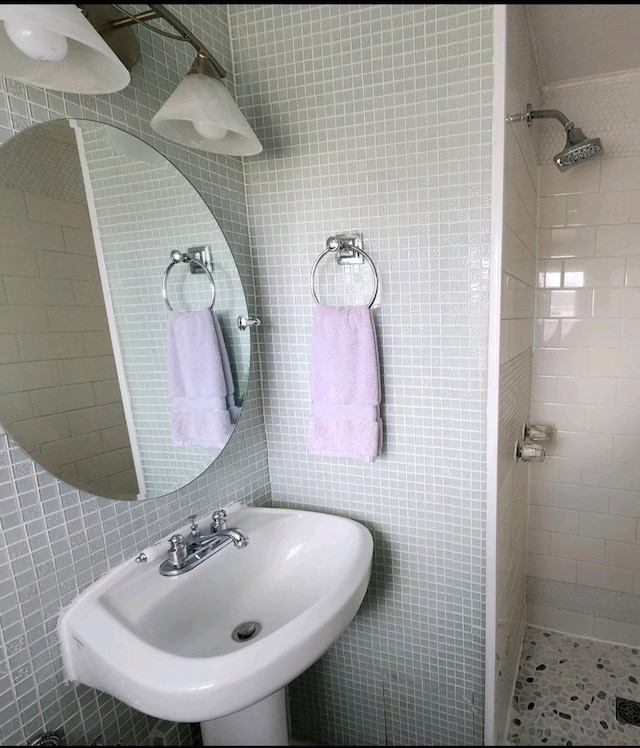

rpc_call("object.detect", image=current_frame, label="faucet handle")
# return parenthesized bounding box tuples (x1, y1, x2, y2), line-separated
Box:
(167, 534, 187, 569)
(211, 508, 227, 532)
(187, 514, 200, 539)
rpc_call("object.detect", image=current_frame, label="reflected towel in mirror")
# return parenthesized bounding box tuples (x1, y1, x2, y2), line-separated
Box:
(167, 308, 237, 447)
(307, 304, 382, 461)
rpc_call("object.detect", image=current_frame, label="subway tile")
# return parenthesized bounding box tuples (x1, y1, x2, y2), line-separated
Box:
(535, 289, 594, 319)
(527, 528, 550, 555)
(0, 186, 27, 219)
(624, 255, 640, 286)
(532, 348, 589, 376)
(616, 377, 640, 404)
(0, 216, 65, 252)
(30, 384, 96, 418)
(562, 257, 626, 288)
(600, 155, 640, 192)
(67, 403, 127, 436)
(36, 251, 100, 283)
(57, 356, 117, 386)
(525, 602, 546, 627)
(566, 193, 603, 227)
(529, 480, 553, 507)
(9, 414, 71, 449)
(609, 489, 640, 518)
(528, 455, 583, 485)
(555, 376, 617, 406)
(2, 247, 39, 278)
(557, 318, 620, 348)
(528, 504, 580, 534)
(550, 532, 605, 562)
(530, 374, 558, 403)
(579, 511, 637, 543)
(620, 319, 640, 347)
(576, 561, 634, 593)
(612, 435, 640, 463)
(528, 402, 586, 432)
(588, 349, 640, 378)
(581, 458, 640, 491)
(545, 607, 595, 637)
(596, 224, 640, 257)
(0, 361, 60, 393)
(585, 404, 640, 435)
(47, 306, 108, 334)
(593, 287, 640, 317)
(527, 552, 577, 583)
(539, 195, 567, 228)
(5, 277, 75, 307)
(593, 617, 640, 648)
(552, 483, 609, 513)
(0, 305, 49, 334)
(62, 227, 97, 257)
(604, 539, 640, 571)
(627, 191, 640, 223)
(538, 226, 597, 259)
(551, 430, 613, 461)
(539, 160, 600, 197)
(16, 333, 86, 362)
(25, 194, 91, 230)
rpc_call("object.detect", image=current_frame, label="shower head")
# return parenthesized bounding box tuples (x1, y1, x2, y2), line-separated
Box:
(507, 103, 603, 172)
(553, 126, 603, 172)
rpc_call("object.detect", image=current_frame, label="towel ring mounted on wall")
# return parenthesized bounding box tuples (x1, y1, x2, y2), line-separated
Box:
(162, 249, 216, 311)
(310, 233, 379, 308)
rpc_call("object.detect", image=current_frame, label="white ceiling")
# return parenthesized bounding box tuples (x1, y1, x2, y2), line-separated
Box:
(525, 4, 640, 87)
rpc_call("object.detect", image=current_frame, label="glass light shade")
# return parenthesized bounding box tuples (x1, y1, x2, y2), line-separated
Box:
(151, 73, 262, 156)
(4, 20, 68, 62)
(0, 5, 130, 93)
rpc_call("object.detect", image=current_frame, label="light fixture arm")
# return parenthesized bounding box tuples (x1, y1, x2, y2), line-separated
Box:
(79, 4, 226, 79)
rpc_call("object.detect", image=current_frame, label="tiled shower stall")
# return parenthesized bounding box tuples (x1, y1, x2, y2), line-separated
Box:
(0, 4, 638, 747)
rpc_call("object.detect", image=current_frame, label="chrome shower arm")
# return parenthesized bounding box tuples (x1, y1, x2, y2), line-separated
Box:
(528, 108, 573, 130)
(507, 103, 572, 131)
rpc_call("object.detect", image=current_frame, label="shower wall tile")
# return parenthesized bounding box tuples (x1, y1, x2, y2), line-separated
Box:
(0, 5, 269, 746)
(530, 139, 640, 641)
(491, 6, 540, 743)
(230, 4, 494, 746)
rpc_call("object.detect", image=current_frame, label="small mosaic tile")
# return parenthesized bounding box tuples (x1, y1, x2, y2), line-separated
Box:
(508, 626, 640, 745)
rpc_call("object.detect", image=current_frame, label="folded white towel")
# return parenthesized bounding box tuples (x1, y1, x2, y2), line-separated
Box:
(307, 304, 383, 461)
(211, 312, 241, 424)
(167, 308, 235, 448)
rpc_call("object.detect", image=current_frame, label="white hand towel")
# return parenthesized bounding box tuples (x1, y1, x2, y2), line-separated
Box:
(167, 308, 235, 448)
(211, 312, 241, 424)
(307, 304, 383, 461)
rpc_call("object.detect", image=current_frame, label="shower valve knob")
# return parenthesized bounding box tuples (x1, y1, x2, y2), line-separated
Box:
(514, 440, 545, 463)
(523, 422, 553, 441)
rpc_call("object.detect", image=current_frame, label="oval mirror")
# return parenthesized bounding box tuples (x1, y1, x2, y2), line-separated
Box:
(0, 119, 250, 500)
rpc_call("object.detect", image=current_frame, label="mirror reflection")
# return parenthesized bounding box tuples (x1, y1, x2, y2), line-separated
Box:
(0, 119, 250, 500)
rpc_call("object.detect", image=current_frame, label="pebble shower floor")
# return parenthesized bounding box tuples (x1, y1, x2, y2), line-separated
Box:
(507, 626, 640, 745)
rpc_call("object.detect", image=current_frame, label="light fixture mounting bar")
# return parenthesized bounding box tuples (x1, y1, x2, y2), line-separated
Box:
(79, 4, 226, 79)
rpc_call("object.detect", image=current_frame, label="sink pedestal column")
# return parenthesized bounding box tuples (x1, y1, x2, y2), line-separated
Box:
(200, 688, 288, 746)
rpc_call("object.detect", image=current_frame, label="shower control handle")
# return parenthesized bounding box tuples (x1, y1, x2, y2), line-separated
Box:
(523, 422, 553, 442)
(514, 440, 545, 463)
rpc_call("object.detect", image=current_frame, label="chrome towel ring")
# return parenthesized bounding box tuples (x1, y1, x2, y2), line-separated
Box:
(310, 234, 379, 308)
(162, 249, 216, 311)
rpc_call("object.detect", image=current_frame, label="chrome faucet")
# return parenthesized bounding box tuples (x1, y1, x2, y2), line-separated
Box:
(160, 509, 249, 576)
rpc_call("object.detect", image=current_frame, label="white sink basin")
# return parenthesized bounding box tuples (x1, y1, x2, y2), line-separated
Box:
(58, 505, 373, 725)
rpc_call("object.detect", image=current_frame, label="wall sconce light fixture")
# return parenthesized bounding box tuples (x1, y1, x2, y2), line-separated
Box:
(0, 4, 263, 156)
(0, 4, 131, 93)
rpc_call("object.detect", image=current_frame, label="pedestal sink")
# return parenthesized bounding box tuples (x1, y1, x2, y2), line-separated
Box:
(58, 504, 373, 746)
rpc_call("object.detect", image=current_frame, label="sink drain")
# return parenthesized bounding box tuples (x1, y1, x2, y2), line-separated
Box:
(232, 621, 261, 642)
